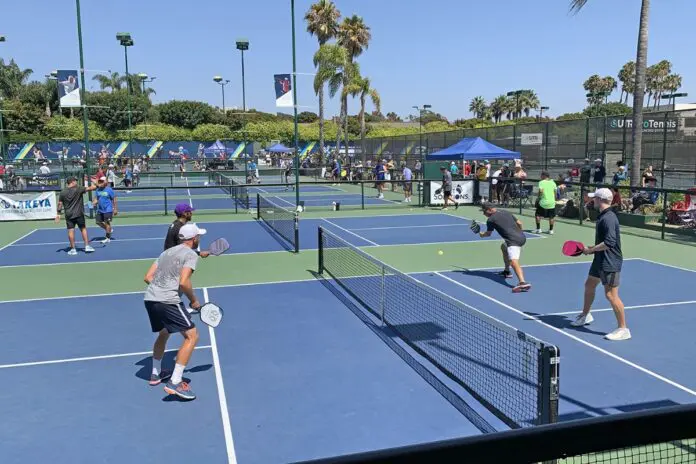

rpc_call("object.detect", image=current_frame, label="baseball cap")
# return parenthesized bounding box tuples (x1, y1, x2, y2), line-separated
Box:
(174, 203, 195, 216)
(481, 202, 496, 211)
(98, 176, 107, 181)
(440, 165, 447, 169)
(178, 223, 207, 240)
(588, 188, 613, 201)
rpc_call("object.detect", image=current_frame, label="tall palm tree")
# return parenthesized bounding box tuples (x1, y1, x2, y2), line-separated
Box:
(600, 76, 618, 103)
(618, 61, 636, 104)
(355, 76, 380, 156)
(649, 60, 671, 109)
(469, 96, 487, 119)
(490, 95, 507, 123)
(92, 71, 125, 92)
(571, 0, 649, 187)
(305, 0, 340, 160)
(583, 74, 603, 106)
(503, 97, 515, 120)
(0, 58, 33, 99)
(520, 90, 540, 117)
(337, 15, 370, 158)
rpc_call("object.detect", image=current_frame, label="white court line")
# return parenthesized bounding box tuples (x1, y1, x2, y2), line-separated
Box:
(204, 287, 237, 464)
(543, 300, 696, 317)
(272, 195, 296, 208)
(0, 229, 37, 253)
(434, 272, 696, 397)
(351, 223, 468, 231)
(256, 187, 269, 194)
(0, 345, 212, 369)
(9, 237, 164, 247)
(321, 218, 379, 246)
(636, 257, 696, 274)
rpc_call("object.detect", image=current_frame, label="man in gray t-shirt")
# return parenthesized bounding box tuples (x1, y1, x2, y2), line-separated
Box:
(143, 223, 207, 400)
(55, 176, 98, 256)
(439, 165, 458, 210)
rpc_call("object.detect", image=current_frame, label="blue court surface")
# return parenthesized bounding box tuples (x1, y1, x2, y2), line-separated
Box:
(0, 213, 539, 267)
(1, 259, 695, 463)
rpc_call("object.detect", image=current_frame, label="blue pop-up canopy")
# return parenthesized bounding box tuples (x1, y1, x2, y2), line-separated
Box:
(204, 140, 227, 155)
(426, 137, 520, 160)
(267, 143, 293, 153)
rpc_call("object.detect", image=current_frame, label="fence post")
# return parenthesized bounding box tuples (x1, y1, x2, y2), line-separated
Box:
(544, 122, 550, 171)
(602, 116, 607, 162)
(361, 181, 365, 210)
(512, 125, 517, 152)
(660, 112, 668, 188)
(518, 177, 523, 215)
(163, 188, 168, 216)
(317, 227, 323, 273)
(584, 118, 590, 159)
(579, 183, 585, 225)
(661, 189, 668, 241)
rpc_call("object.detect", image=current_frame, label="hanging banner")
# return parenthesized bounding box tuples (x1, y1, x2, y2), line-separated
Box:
(429, 180, 474, 206)
(274, 74, 293, 108)
(521, 133, 543, 145)
(0, 191, 57, 221)
(57, 70, 81, 108)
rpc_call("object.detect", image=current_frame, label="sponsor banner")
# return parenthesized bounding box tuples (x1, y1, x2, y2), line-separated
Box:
(521, 133, 543, 145)
(429, 180, 474, 205)
(274, 74, 293, 108)
(0, 191, 57, 221)
(479, 181, 490, 200)
(57, 70, 81, 108)
(607, 116, 678, 133)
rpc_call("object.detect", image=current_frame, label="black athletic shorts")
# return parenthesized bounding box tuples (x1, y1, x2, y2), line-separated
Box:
(66, 215, 86, 230)
(144, 300, 195, 333)
(443, 189, 452, 198)
(403, 181, 412, 192)
(535, 206, 556, 219)
(589, 264, 621, 287)
(96, 212, 113, 224)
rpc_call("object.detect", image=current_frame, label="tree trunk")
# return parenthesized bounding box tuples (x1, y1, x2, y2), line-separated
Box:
(630, 0, 650, 187)
(360, 94, 366, 160)
(318, 85, 325, 162)
(343, 95, 349, 160)
(335, 114, 341, 159)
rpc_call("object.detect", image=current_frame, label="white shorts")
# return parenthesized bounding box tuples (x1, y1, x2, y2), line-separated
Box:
(506, 245, 522, 261)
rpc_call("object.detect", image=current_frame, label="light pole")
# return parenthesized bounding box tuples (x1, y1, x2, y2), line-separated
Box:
(507, 89, 531, 120)
(137, 73, 155, 141)
(412, 104, 431, 177)
(538, 106, 549, 119)
(236, 39, 249, 112)
(290, 0, 300, 208)
(0, 35, 6, 161)
(213, 76, 230, 113)
(117, 33, 134, 158)
(75, 0, 94, 206)
(661, 92, 688, 110)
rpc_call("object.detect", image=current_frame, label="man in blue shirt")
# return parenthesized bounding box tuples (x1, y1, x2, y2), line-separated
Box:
(93, 176, 118, 243)
(402, 165, 413, 203)
(375, 159, 386, 199)
(124, 165, 133, 192)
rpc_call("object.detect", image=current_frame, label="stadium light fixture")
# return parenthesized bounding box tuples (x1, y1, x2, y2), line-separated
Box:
(213, 76, 230, 113)
(236, 39, 250, 112)
(116, 32, 134, 157)
(0, 35, 6, 43)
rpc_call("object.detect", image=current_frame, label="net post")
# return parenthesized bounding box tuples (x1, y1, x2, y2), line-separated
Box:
(256, 193, 260, 220)
(361, 181, 365, 210)
(317, 227, 324, 274)
(163, 188, 168, 216)
(170, 174, 173, 187)
(538, 344, 560, 426)
(518, 177, 523, 215)
(579, 182, 585, 225)
(294, 211, 300, 253)
(234, 182, 238, 214)
(379, 265, 385, 326)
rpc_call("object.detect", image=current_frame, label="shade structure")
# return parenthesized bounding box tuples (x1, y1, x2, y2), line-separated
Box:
(426, 137, 520, 161)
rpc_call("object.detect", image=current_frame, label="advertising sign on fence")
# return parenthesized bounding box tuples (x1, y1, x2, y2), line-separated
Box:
(429, 180, 474, 205)
(0, 191, 57, 221)
(521, 133, 543, 145)
(607, 117, 678, 133)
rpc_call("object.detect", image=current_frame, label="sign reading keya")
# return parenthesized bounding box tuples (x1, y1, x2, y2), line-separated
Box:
(429, 180, 474, 206)
(607, 117, 677, 133)
(0, 191, 57, 221)
(57, 70, 81, 108)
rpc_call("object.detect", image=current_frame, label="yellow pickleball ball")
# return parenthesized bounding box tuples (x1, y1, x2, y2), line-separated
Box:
(438, 250, 444, 256)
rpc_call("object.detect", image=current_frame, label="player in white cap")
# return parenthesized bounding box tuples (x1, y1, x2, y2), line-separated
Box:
(143, 223, 207, 400)
(572, 188, 630, 341)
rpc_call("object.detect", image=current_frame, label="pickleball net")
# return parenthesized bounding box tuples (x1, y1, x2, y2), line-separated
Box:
(257, 193, 299, 253)
(317, 226, 560, 429)
(214, 172, 249, 209)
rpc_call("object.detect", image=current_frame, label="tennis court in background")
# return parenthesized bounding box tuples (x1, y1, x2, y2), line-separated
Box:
(1, 205, 695, 463)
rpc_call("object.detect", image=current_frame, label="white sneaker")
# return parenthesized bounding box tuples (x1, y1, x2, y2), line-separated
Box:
(84, 245, 95, 253)
(570, 313, 594, 326)
(101, 238, 111, 244)
(605, 327, 632, 341)
(532, 229, 542, 234)
(548, 230, 555, 235)
(378, 194, 384, 199)
(67, 248, 78, 256)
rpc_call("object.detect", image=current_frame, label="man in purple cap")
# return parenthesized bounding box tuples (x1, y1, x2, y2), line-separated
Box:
(164, 203, 210, 257)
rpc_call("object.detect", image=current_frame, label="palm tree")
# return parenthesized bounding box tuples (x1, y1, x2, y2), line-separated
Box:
(618, 61, 636, 104)
(92, 71, 125, 92)
(490, 95, 507, 123)
(337, 15, 370, 158)
(600, 76, 618, 103)
(583, 74, 603, 106)
(649, 60, 671, 108)
(571, 0, 649, 187)
(355, 76, 380, 155)
(503, 97, 515, 120)
(305, 0, 340, 160)
(0, 58, 33, 99)
(469, 96, 487, 119)
(520, 90, 540, 117)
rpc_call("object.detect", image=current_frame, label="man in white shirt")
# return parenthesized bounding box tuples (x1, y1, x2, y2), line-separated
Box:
(491, 166, 502, 203)
(39, 162, 51, 175)
(106, 164, 117, 188)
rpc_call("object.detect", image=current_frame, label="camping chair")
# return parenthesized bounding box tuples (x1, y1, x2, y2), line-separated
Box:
(507, 182, 532, 208)
(667, 188, 696, 228)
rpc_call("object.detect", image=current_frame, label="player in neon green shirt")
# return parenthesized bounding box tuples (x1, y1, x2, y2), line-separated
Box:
(534, 171, 557, 234)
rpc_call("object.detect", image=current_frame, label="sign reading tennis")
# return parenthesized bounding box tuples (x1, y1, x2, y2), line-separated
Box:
(607, 117, 678, 133)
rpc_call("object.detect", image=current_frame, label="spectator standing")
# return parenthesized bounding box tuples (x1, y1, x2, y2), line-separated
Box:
(402, 165, 413, 203)
(580, 158, 592, 184)
(593, 159, 606, 184)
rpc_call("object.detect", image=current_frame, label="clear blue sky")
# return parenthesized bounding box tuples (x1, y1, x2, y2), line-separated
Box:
(1, 0, 694, 120)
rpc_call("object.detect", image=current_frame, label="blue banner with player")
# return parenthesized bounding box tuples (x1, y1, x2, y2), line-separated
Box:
(274, 74, 293, 108)
(57, 70, 81, 108)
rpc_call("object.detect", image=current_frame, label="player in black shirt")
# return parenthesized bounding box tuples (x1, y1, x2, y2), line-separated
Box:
(164, 203, 210, 258)
(473, 203, 530, 293)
